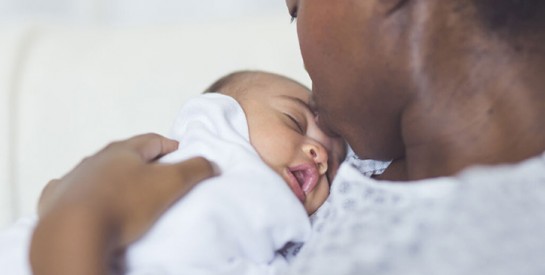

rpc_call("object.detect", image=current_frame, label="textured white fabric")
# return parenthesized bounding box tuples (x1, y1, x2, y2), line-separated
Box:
(287, 152, 545, 275)
(345, 146, 391, 177)
(126, 94, 310, 275)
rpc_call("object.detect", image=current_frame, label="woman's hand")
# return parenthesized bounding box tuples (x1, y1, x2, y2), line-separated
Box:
(30, 133, 216, 275)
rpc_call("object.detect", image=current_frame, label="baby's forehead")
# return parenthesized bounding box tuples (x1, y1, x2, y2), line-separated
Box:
(243, 73, 310, 96)
(209, 71, 310, 104)
(242, 72, 303, 86)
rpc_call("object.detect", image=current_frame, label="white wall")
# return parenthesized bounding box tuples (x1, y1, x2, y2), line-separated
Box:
(0, 0, 288, 25)
(0, 1, 307, 229)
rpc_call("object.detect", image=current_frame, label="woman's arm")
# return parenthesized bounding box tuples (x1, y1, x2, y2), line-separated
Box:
(30, 133, 216, 275)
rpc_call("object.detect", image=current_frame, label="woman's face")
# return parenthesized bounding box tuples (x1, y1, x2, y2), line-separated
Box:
(285, 0, 410, 161)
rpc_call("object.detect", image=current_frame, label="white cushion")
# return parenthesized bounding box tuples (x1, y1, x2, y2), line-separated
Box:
(0, 24, 34, 227)
(0, 15, 309, 228)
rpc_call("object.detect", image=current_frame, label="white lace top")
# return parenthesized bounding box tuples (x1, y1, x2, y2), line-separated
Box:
(286, 152, 545, 275)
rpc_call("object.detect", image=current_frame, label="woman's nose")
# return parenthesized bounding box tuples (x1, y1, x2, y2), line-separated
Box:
(303, 143, 329, 175)
(315, 113, 341, 138)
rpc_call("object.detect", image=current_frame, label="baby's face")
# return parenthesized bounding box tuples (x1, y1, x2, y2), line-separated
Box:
(237, 74, 346, 214)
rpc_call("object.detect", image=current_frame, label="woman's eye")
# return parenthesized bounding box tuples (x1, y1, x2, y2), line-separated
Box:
(290, 9, 298, 23)
(286, 114, 304, 134)
(287, 1, 298, 23)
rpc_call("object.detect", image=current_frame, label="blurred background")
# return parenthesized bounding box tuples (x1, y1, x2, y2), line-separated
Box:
(0, 0, 310, 229)
(0, 0, 286, 25)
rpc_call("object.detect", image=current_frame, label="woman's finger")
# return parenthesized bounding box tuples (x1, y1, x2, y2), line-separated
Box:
(125, 133, 180, 161)
(150, 157, 217, 207)
(37, 179, 62, 217)
(117, 157, 218, 246)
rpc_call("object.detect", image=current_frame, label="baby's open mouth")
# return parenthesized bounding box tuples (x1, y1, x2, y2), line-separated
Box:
(285, 164, 320, 202)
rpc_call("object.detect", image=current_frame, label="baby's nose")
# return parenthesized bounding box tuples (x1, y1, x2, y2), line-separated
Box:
(303, 143, 328, 175)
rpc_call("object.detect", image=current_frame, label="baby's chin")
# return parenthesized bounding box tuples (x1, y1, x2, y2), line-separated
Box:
(304, 175, 331, 215)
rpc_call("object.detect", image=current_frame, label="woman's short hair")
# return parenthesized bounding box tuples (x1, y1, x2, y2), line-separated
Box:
(474, 0, 545, 36)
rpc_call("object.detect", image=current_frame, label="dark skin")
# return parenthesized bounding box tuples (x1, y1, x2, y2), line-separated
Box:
(31, 0, 545, 273)
(374, 159, 408, 181)
(287, 0, 545, 180)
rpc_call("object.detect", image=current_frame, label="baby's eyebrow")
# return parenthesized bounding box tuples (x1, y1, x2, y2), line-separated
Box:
(280, 95, 313, 113)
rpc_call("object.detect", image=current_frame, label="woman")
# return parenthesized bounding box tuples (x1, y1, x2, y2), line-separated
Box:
(32, 0, 545, 274)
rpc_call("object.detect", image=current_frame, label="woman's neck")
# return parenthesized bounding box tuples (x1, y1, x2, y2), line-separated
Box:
(400, 13, 545, 179)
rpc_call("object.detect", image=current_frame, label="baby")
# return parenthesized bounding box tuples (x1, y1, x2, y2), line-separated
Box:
(203, 71, 346, 214)
(124, 71, 346, 275)
(0, 71, 346, 275)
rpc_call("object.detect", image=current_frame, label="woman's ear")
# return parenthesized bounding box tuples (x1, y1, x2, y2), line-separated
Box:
(379, 0, 410, 15)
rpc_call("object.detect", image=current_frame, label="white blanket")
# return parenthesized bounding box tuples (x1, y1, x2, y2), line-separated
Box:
(0, 94, 311, 275)
(0, 216, 35, 275)
(125, 94, 311, 275)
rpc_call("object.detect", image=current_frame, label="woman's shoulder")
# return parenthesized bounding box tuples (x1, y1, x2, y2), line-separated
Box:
(289, 153, 545, 275)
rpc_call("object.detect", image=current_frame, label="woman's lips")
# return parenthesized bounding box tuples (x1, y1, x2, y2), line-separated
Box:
(285, 163, 320, 202)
